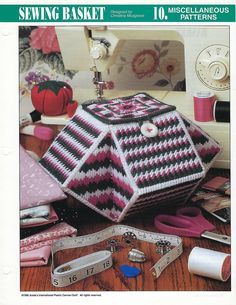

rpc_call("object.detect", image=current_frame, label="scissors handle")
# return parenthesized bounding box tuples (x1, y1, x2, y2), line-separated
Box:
(154, 214, 205, 237)
(176, 207, 215, 232)
(202, 231, 231, 246)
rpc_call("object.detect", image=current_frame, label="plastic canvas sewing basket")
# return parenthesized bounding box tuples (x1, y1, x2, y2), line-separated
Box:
(40, 93, 221, 222)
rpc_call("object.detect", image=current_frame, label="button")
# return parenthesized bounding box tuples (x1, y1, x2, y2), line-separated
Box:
(141, 122, 158, 138)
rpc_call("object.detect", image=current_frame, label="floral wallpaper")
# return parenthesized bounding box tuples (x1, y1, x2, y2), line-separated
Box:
(19, 26, 75, 100)
(103, 39, 186, 91)
(19, 26, 186, 103)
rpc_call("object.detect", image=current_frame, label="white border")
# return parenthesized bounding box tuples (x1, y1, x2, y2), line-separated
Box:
(0, 0, 235, 304)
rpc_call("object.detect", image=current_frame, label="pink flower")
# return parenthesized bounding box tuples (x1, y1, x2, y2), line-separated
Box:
(103, 81, 114, 90)
(30, 27, 60, 54)
(132, 50, 159, 79)
(160, 58, 180, 76)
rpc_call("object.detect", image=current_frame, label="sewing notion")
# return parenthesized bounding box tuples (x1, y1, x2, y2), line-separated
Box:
(154, 207, 230, 245)
(188, 247, 231, 282)
(51, 225, 183, 287)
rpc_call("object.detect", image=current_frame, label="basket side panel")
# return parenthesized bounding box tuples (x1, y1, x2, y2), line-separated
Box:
(181, 116, 222, 171)
(39, 113, 104, 185)
(66, 134, 134, 221)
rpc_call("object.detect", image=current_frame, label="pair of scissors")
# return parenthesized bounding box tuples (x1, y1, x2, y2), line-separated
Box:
(154, 206, 230, 245)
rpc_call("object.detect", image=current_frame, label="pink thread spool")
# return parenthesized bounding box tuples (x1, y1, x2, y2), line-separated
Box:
(193, 92, 216, 122)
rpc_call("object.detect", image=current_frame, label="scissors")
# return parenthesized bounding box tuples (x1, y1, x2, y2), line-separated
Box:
(154, 206, 230, 246)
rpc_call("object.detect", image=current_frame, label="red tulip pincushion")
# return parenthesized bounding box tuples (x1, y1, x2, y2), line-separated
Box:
(31, 80, 73, 116)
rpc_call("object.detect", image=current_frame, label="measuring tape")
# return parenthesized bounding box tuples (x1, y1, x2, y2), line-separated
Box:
(51, 225, 183, 287)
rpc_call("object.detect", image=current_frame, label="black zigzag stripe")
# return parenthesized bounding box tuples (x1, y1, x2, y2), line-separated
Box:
(121, 129, 187, 152)
(39, 158, 66, 184)
(189, 134, 209, 146)
(72, 179, 132, 199)
(80, 158, 125, 175)
(71, 116, 100, 137)
(138, 179, 200, 199)
(182, 118, 210, 146)
(48, 146, 75, 171)
(200, 153, 218, 164)
(182, 118, 191, 127)
(56, 137, 83, 160)
(116, 119, 180, 140)
(64, 128, 91, 149)
(137, 165, 203, 188)
(95, 199, 123, 212)
(130, 153, 197, 176)
(126, 141, 192, 164)
(98, 136, 116, 149)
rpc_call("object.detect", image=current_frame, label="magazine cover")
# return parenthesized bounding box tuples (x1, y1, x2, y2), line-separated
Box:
(0, 0, 235, 304)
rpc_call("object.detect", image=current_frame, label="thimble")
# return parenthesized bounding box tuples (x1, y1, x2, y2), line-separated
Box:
(128, 248, 146, 263)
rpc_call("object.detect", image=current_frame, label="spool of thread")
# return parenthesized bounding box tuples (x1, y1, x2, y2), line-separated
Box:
(213, 101, 230, 123)
(188, 247, 231, 282)
(193, 92, 216, 122)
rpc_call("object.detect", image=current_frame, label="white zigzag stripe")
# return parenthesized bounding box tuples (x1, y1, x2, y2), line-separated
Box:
(57, 133, 88, 155)
(133, 157, 201, 182)
(81, 188, 129, 205)
(135, 182, 197, 204)
(128, 146, 196, 171)
(52, 141, 81, 166)
(73, 167, 127, 184)
(121, 134, 188, 155)
(45, 151, 71, 177)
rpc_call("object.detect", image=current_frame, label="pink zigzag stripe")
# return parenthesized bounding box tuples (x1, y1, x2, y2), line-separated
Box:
(197, 146, 221, 157)
(50, 146, 77, 168)
(85, 151, 124, 169)
(131, 150, 196, 173)
(187, 128, 204, 138)
(76, 116, 101, 135)
(44, 156, 68, 179)
(58, 134, 84, 157)
(125, 138, 190, 158)
(88, 193, 126, 209)
(136, 161, 201, 184)
(69, 172, 111, 188)
(111, 174, 133, 195)
(67, 124, 93, 146)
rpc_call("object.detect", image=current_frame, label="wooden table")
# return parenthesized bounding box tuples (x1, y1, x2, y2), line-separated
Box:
(20, 132, 231, 291)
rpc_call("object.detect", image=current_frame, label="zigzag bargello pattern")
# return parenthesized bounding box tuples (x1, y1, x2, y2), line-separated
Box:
(182, 117, 221, 165)
(39, 114, 102, 184)
(116, 112, 203, 189)
(67, 134, 133, 212)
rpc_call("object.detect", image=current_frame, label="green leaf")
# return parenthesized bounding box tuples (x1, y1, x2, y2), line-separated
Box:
(154, 44, 160, 52)
(64, 70, 77, 79)
(118, 66, 124, 73)
(173, 79, 186, 91)
(37, 80, 70, 95)
(19, 48, 42, 73)
(43, 53, 64, 74)
(160, 49, 169, 58)
(161, 41, 170, 47)
(154, 79, 169, 87)
(19, 37, 30, 54)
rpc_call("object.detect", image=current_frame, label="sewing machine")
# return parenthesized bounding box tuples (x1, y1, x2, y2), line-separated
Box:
(43, 26, 230, 168)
